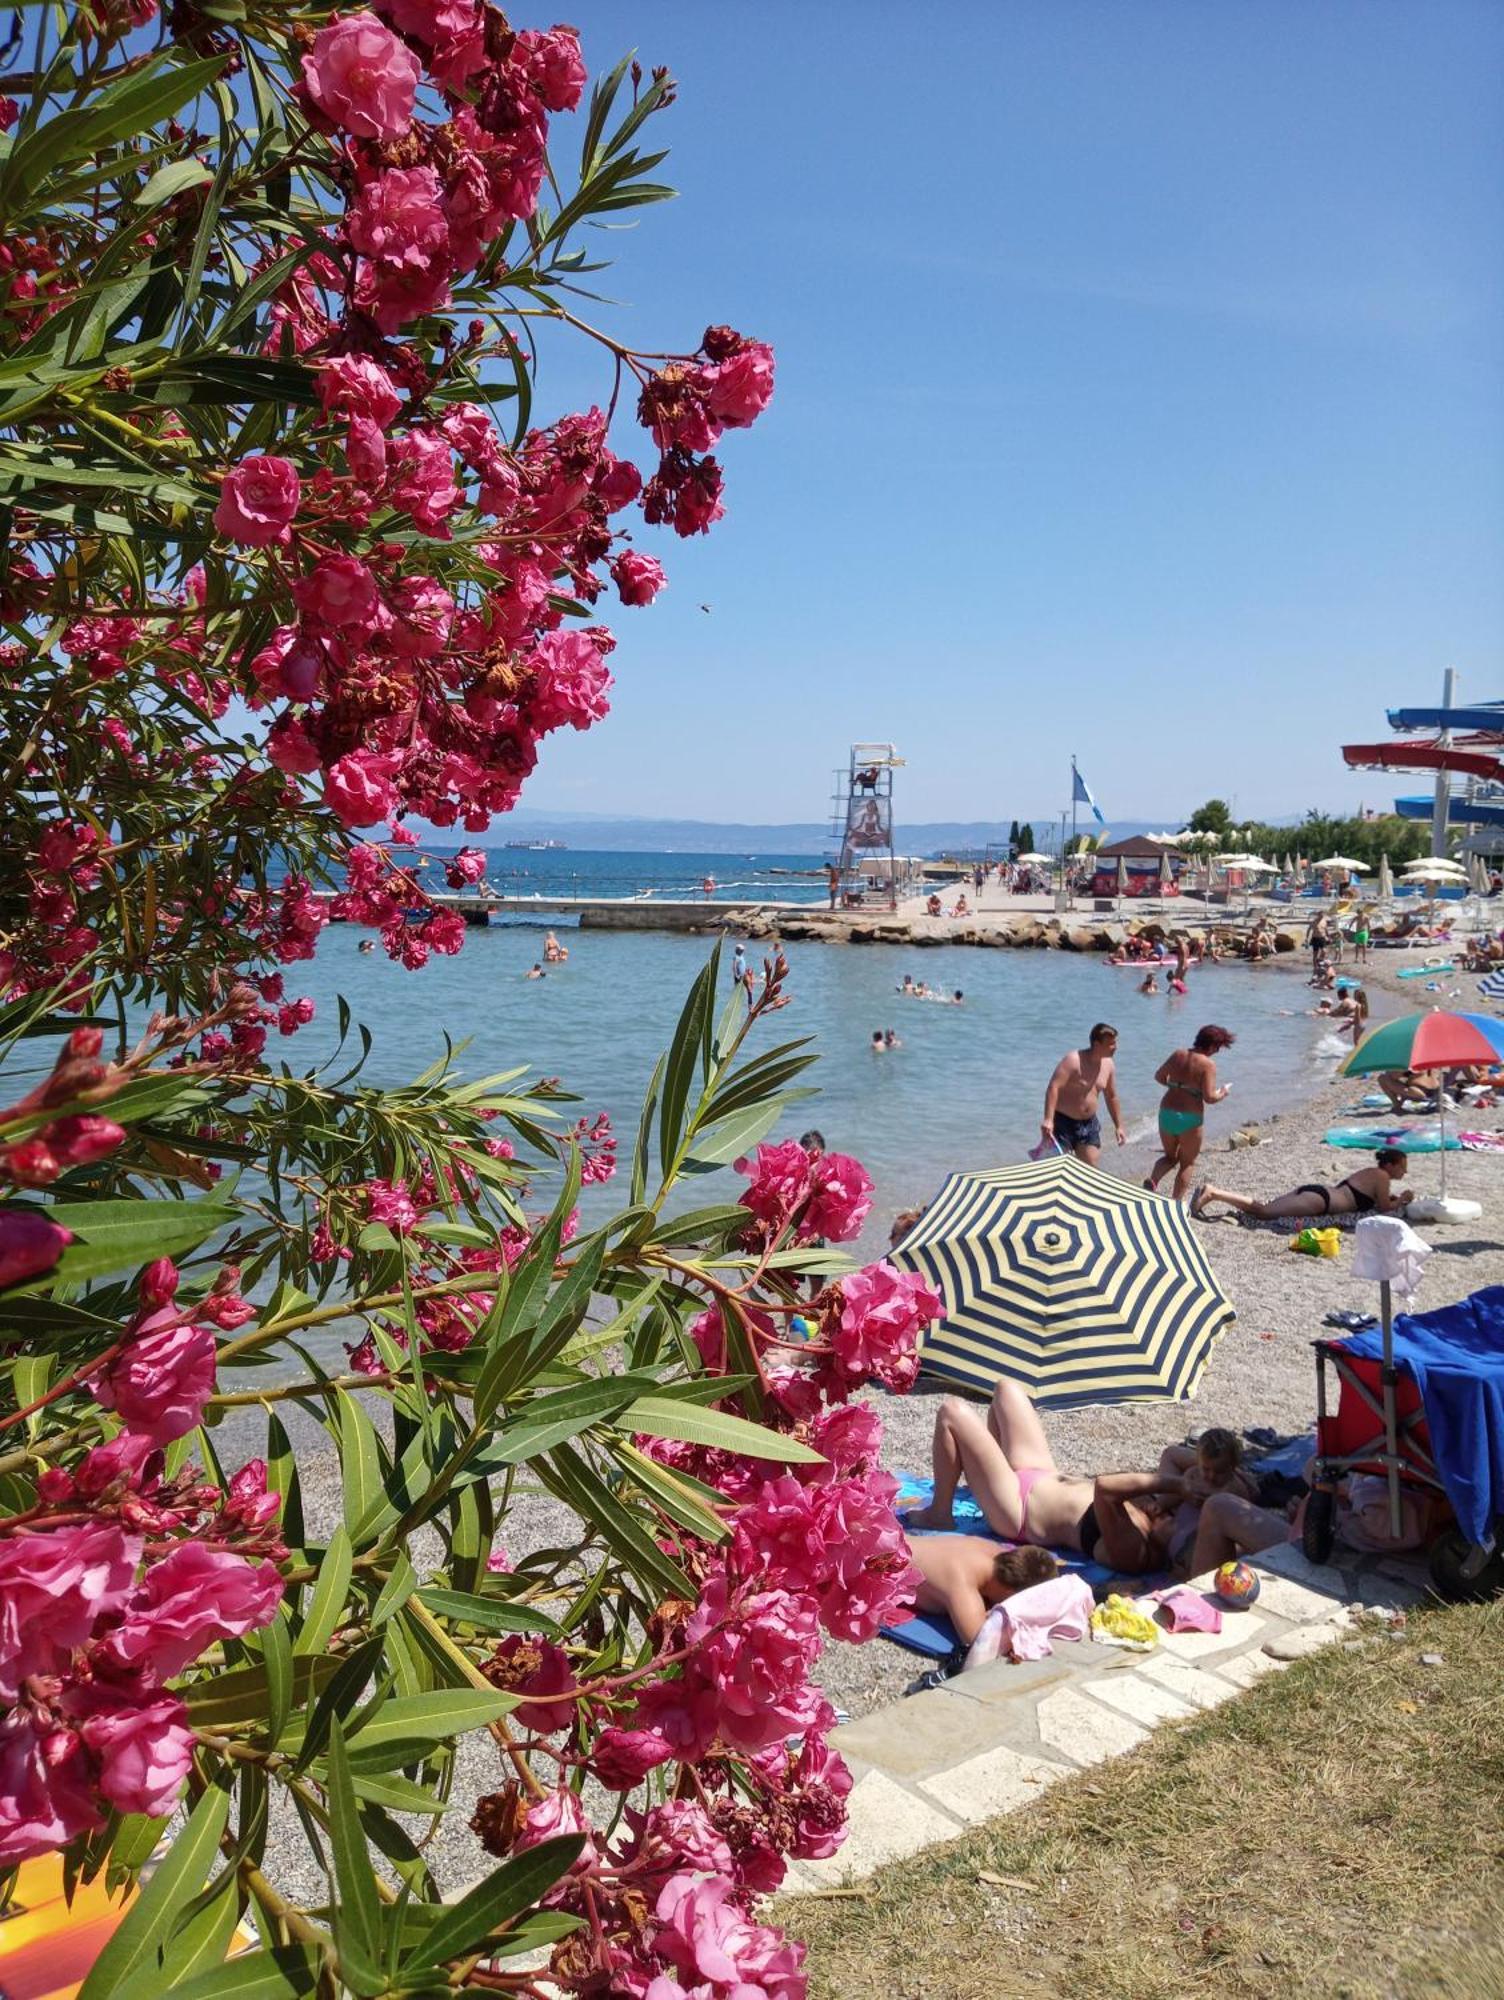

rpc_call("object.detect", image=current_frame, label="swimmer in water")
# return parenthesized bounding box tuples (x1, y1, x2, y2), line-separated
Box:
(871, 1029, 886, 1053)
(1139, 972, 1158, 995)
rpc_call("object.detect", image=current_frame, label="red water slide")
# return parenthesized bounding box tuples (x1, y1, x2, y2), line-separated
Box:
(1341, 739, 1504, 783)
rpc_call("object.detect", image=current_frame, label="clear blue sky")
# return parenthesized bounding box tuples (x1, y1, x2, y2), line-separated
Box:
(519, 2, 1504, 828)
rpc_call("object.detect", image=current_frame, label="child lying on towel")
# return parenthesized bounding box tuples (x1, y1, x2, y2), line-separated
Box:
(906, 1536, 1061, 1648)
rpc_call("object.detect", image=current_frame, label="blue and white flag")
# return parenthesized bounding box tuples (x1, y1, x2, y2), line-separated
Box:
(1072, 763, 1106, 825)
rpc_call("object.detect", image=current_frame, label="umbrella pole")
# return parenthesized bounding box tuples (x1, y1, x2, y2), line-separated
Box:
(1439, 1076, 1449, 1203)
(1381, 1276, 1402, 1541)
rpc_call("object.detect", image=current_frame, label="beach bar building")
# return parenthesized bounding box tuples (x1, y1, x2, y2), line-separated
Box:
(1090, 834, 1186, 900)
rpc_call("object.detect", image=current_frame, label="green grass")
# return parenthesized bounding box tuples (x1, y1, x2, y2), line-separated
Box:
(779, 1597, 1504, 2000)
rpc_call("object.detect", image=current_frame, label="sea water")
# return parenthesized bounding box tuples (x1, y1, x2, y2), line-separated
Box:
(290, 914, 1337, 1256)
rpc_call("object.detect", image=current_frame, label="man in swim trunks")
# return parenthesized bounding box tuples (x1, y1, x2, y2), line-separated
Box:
(1040, 1023, 1126, 1166)
(903, 1382, 1185, 1576)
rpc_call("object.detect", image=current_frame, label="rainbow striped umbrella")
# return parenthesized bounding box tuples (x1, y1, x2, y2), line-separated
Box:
(1341, 1009, 1504, 1078)
(890, 1155, 1234, 1408)
(1342, 1009, 1504, 1201)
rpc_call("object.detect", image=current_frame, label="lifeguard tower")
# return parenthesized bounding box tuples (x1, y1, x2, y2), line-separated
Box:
(828, 744, 905, 910)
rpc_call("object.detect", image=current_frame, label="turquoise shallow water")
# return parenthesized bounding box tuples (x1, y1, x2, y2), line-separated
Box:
(286, 922, 1334, 1257)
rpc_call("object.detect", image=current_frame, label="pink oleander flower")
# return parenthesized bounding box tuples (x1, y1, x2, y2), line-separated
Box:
(488, 1636, 579, 1733)
(802, 1151, 874, 1244)
(325, 750, 400, 827)
(344, 413, 388, 490)
(389, 428, 463, 535)
(388, 575, 455, 658)
(102, 1544, 283, 1681)
(513, 1787, 597, 1871)
(826, 1261, 941, 1396)
(346, 164, 447, 263)
(515, 24, 586, 110)
(0, 1522, 139, 1699)
(139, 1257, 179, 1308)
(301, 11, 420, 141)
(590, 1724, 674, 1790)
(42, 1115, 127, 1170)
(811, 1474, 919, 1642)
(647, 1874, 806, 2000)
(317, 353, 403, 425)
(702, 341, 776, 428)
(78, 1695, 195, 1817)
(805, 1401, 883, 1477)
(0, 1207, 73, 1289)
(366, 1177, 419, 1234)
(785, 1731, 854, 1860)
(89, 1310, 217, 1444)
(226, 1459, 283, 1531)
(731, 1476, 828, 1596)
(611, 549, 667, 606)
(0, 1711, 98, 1863)
(214, 455, 301, 548)
(735, 1138, 815, 1231)
(267, 713, 321, 774)
(682, 1574, 823, 1753)
(445, 846, 488, 886)
(295, 554, 381, 633)
(625, 1799, 734, 1884)
(528, 630, 613, 733)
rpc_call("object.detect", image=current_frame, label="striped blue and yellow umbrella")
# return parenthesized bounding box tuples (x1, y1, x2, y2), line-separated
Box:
(890, 1154, 1234, 1407)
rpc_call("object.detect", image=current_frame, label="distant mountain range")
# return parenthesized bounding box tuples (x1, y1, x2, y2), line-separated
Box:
(480, 809, 1176, 854)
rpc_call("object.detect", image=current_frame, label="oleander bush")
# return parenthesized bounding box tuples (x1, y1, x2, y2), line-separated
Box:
(0, 7, 941, 1995)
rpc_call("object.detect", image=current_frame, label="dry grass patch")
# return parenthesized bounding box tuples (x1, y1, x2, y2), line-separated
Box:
(780, 1597, 1504, 2000)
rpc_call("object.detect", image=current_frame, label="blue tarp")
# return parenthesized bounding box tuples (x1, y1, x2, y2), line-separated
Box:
(1345, 1287, 1504, 1544)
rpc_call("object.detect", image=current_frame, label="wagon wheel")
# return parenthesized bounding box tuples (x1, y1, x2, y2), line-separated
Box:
(1428, 1527, 1504, 1603)
(1302, 1486, 1337, 1564)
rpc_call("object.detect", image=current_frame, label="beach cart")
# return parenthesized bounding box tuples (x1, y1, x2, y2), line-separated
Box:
(1303, 1282, 1504, 1601)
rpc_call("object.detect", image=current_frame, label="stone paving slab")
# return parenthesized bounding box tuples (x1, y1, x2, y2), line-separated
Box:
(1036, 1683, 1151, 1764)
(809, 1544, 1423, 1884)
(917, 1742, 1069, 1825)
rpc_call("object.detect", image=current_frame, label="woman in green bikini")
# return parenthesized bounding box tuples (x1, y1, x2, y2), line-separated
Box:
(1145, 1024, 1234, 1202)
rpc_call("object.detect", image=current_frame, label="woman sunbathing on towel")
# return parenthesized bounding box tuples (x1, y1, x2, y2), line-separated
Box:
(1191, 1147, 1411, 1221)
(902, 1381, 1190, 1575)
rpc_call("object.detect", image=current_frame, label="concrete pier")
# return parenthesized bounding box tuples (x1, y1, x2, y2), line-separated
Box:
(314, 891, 1291, 953)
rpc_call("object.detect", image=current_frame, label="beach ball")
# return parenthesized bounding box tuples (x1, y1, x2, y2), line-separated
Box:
(1213, 1560, 1261, 1608)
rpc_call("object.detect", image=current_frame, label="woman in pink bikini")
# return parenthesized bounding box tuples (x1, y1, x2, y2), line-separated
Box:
(902, 1380, 1187, 1575)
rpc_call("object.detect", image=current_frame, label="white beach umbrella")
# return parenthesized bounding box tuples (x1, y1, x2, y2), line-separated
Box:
(1317, 856, 1369, 874)
(1015, 851, 1053, 865)
(1402, 858, 1466, 878)
(1376, 853, 1394, 901)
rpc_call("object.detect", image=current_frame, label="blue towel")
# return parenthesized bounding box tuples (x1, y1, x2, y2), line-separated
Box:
(1344, 1287, 1504, 1544)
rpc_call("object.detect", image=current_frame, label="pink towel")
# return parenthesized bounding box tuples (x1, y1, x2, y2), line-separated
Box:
(965, 1573, 1095, 1668)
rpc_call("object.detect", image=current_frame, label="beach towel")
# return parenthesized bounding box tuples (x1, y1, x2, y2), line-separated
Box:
(1325, 1125, 1460, 1153)
(1235, 1209, 1363, 1235)
(1345, 1287, 1504, 1544)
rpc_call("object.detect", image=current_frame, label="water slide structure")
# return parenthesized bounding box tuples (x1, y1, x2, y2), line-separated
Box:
(1342, 686, 1504, 843)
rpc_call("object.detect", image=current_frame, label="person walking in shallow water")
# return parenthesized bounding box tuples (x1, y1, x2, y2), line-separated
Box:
(1145, 1024, 1234, 1202)
(1040, 1024, 1127, 1166)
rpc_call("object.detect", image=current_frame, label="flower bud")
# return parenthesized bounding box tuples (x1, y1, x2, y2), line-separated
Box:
(140, 1258, 179, 1308)
(0, 1208, 72, 1288)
